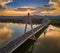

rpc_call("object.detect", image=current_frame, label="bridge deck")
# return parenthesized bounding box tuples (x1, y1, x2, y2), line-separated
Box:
(0, 19, 51, 53)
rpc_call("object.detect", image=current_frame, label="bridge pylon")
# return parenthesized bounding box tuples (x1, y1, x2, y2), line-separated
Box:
(24, 13, 36, 41)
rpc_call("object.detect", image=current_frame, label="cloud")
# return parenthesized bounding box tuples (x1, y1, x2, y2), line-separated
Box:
(48, 0, 60, 15)
(40, 0, 60, 15)
(15, 8, 36, 12)
(0, 6, 36, 16)
(0, 0, 60, 16)
(0, 0, 13, 5)
(0, 0, 13, 10)
(33, 0, 60, 16)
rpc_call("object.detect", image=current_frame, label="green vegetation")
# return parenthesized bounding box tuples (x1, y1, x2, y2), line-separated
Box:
(50, 18, 60, 27)
(0, 18, 43, 24)
(0, 16, 60, 27)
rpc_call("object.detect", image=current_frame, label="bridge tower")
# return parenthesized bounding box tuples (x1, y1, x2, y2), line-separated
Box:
(24, 13, 36, 40)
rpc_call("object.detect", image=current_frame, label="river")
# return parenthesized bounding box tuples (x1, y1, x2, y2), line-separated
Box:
(0, 23, 39, 48)
(13, 25, 60, 53)
(0, 23, 60, 53)
(32, 25, 60, 53)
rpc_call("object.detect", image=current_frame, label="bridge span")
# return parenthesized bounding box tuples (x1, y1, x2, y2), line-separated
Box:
(0, 18, 51, 53)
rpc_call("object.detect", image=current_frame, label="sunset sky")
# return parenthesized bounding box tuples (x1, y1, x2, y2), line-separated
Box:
(0, 0, 60, 16)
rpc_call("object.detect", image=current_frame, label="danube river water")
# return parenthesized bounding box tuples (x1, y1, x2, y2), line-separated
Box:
(0, 23, 60, 53)
(0, 23, 39, 48)
(13, 25, 60, 53)
(32, 25, 60, 53)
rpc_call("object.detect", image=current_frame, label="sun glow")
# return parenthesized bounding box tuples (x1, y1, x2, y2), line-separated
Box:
(0, 8, 35, 16)
(0, 0, 60, 16)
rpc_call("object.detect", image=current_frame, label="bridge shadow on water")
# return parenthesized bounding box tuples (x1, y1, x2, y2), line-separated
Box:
(12, 25, 48, 53)
(12, 24, 60, 53)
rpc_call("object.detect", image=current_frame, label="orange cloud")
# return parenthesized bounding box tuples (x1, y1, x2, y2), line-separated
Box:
(0, 7, 36, 16)
(40, 0, 60, 15)
(48, 0, 60, 15)
(0, 10, 26, 16)
(0, 5, 36, 16)
(34, 0, 60, 16)
(0, 0, 13, 10)
(0, 0, 13, 5)
(0, 0, 60, 16)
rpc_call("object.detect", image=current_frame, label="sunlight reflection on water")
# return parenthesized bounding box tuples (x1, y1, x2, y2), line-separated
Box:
(33, 25, 60, 53)
(0, 23, 39, 47)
